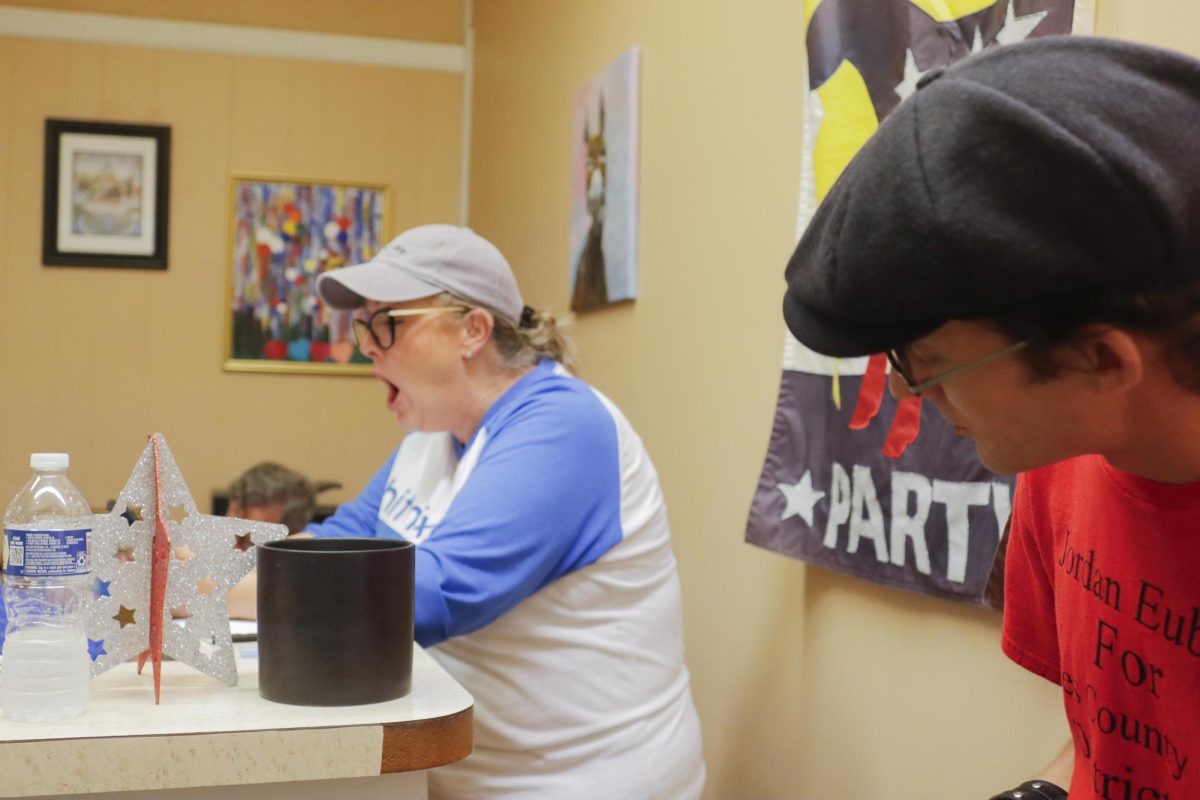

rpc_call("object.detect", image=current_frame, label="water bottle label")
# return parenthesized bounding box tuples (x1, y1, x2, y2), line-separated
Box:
(3, 528, 90, 578)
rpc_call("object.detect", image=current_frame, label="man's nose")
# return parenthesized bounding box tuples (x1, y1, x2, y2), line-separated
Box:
(888, 368, 914, 400)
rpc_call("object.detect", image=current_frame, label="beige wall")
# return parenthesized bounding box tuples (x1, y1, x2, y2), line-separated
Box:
(0, 2, 464, 508)
(467, 1, 1200, 798)
(0, 0, 464, 42)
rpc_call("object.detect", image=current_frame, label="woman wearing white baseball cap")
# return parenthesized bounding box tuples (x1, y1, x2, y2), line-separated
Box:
(236, 224, 705, 799)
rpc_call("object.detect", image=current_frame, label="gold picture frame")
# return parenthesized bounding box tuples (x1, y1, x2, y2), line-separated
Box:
(223, 173, 389, 375)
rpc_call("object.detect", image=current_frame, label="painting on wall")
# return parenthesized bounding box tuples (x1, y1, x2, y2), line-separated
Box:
(42, 118, 171, 269)
(569, 46, 641, 312)
(223, 174, 388, 375)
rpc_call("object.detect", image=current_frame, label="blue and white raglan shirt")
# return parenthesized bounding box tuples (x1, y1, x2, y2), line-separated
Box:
(309, 359, 705, 800)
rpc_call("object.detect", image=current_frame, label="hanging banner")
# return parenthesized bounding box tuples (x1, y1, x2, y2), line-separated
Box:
(745, 0, 1095, 605)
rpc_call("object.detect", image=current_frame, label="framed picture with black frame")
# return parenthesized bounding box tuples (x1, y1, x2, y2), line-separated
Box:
(42, 118, 171, 269)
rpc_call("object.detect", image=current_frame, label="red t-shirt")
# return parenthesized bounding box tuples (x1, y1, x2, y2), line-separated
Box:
(1003, 455, 1200, 800)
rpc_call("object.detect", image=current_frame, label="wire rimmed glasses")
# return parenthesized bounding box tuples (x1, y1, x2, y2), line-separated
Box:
(886, 340, 1029, 396)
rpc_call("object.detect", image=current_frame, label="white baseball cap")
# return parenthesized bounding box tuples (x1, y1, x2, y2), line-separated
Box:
(317, 224, 525, 324)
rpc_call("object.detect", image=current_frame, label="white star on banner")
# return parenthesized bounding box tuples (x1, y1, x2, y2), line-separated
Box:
(994, 5, 1049, 47)
(971, 25, 985, 57)
(895, 4, 1049, 102)
(778, 472, 826, 526)
(85, 434, 287, 691)
(895, 49, 925, 102)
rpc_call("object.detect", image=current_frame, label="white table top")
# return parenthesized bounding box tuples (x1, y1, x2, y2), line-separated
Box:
(0, 644, 474, 797)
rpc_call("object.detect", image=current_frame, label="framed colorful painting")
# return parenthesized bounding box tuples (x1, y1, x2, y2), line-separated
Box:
(42, 118, 171, 269)
(223, 174, 388, 375)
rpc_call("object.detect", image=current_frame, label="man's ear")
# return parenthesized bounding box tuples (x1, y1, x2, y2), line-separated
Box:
(1080, 327, 1144, 393)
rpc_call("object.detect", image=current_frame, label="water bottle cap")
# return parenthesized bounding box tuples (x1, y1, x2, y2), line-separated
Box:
(30, 453, 70, 470)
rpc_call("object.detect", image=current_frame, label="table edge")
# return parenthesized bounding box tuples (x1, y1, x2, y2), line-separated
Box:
(381, 705, 474, 773)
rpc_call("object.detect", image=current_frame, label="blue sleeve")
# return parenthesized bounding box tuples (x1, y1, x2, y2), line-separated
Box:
(414, 389, 624, 647)
(306, 449, 398, 538)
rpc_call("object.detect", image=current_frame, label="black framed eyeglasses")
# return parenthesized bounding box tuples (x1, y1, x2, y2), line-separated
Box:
(886, 340, 1029, 396)
(351, 305, 469, 351)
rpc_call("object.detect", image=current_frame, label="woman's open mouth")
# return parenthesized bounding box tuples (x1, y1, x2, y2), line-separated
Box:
(379, 375, 400, 407)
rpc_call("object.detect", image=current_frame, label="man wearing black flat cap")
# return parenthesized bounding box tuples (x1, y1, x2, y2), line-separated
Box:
(784, 36, 1200, 800)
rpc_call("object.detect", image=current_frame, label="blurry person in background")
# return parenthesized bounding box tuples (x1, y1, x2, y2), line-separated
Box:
(225, 461, 339, 535)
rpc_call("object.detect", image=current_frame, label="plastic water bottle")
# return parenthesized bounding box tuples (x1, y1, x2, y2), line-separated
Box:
(0, 453, 92, 722)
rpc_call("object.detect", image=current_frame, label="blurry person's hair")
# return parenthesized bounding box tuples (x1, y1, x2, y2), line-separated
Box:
(227, 462, 340, 534)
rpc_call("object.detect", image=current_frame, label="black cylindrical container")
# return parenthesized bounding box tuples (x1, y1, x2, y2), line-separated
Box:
(257, 538, 414, 706)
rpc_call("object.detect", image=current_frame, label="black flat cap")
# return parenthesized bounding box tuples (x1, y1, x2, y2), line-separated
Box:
(783, 36, 1200, 357)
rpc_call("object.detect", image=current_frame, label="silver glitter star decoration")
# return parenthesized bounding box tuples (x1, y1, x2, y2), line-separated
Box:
(84, 434, 287, 690)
